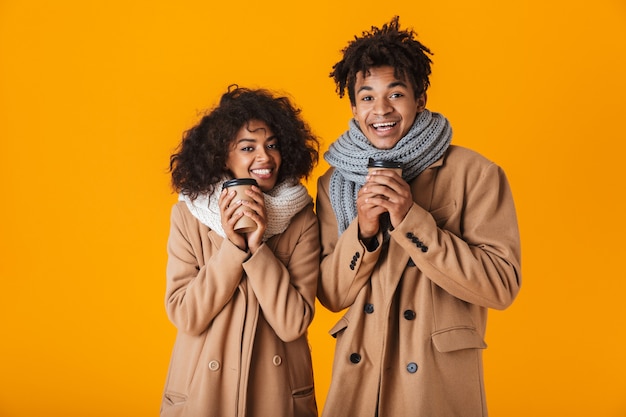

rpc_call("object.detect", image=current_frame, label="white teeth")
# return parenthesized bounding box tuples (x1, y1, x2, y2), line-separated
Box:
(252, 169, 271, 175)
(373, 122, 396, 128)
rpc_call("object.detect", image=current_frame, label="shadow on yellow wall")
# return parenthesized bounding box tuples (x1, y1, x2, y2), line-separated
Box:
(1, 1, 625, 416)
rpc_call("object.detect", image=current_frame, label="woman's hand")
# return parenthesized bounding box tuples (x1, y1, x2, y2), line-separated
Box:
(218, 187, 248, 251)
(239, 185, 267, 254)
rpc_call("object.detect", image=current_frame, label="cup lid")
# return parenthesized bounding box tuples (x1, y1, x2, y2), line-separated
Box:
(222, 178, 258, 189)
(367, 158, 403, 169)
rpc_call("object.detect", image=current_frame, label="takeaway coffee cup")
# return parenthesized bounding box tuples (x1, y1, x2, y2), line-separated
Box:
(367, 159, 403, 202)
(367, 159, 403, 176)
(222, 178, 259, 233)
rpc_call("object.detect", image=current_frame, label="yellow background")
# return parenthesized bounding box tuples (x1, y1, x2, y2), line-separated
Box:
(1, 0, 625, 415)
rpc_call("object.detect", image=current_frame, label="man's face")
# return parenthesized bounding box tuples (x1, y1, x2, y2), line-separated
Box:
(351, 66, 426, 150)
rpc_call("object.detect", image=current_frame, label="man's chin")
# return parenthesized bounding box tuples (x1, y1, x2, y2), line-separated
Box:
(367, 137, 401, 150)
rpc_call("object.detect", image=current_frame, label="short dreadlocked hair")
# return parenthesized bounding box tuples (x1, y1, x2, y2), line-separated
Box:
(330, 16, 433, 105)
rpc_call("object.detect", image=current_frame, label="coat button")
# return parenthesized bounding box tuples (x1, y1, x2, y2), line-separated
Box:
(364, 303, 374, 314)
(421, 246, 428, 252)
(350, 353, 361, 364)
(403, 310, 416, 320)
(407, 362, 418, 373)
(208, 360, 220, 371)
(272, 355, 282, 366)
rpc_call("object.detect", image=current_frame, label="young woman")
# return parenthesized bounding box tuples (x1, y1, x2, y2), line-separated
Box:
(161, 86, 320, 417)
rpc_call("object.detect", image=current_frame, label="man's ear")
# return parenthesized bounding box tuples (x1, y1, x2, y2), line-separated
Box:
(417, 92, 427, 112)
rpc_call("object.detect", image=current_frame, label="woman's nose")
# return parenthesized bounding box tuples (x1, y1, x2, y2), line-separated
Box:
(255, 148, 270, 160)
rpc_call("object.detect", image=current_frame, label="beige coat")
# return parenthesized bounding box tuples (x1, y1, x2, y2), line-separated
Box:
(161, 201, 319, 417)
(317, 145, 521, 417)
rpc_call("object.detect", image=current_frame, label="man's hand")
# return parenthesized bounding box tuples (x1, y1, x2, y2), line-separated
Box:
(359, 169, 412, 231)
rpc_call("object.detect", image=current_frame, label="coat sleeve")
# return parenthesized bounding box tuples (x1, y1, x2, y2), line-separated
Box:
(316, 171, 383, 312)
(243, 207, 320, 342)
(392, 161, 521, 310)
(165, 203, 250, 336)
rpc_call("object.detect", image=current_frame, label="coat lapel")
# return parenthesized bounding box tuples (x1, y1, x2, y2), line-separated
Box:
(381, 159, 443, 297)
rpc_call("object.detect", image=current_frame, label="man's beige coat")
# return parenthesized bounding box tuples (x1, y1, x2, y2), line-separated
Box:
(317, 145, 521, 417)
(161, 202, 319, 417)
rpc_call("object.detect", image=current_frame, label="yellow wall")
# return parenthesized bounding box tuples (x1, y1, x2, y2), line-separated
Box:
(1, 1, 625, 415)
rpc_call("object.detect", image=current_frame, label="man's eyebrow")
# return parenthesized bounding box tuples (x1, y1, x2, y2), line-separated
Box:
(356, 80, 408, 94)
(388, 80, 408, 89)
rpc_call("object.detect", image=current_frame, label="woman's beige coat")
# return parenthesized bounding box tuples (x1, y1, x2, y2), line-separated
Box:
(161, 201, 319, 417)
(317, 145, 521, 417)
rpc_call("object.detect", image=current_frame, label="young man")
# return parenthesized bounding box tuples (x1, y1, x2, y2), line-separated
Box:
(316, 16, 521, 417)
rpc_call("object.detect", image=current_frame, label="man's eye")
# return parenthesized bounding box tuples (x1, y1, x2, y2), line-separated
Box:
(390, 92, 403, 98)
(268, 143, 280, 150)
(241, 146, 254, 151)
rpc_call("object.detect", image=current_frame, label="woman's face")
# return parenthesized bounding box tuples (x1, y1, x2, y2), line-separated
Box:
(225, 119, 282, 192)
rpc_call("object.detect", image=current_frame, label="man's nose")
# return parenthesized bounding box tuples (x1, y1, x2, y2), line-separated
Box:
(373, 98, 392, 115)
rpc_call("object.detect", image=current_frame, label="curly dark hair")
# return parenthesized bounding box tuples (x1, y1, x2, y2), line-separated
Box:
(170, 85, 319, 199)
(330, 16, 433, 105)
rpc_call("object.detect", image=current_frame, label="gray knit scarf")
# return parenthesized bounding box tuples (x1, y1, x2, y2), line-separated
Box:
(325, 109, 452, 235)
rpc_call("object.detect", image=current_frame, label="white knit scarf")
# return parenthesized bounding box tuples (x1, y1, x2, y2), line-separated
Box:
(325, 109, 452, 234)
(179, 179, 312, 241)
